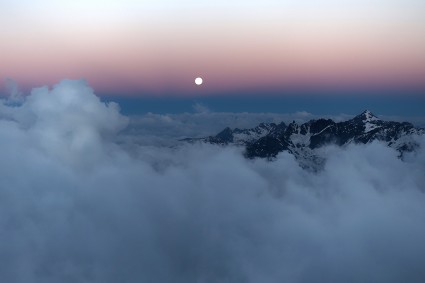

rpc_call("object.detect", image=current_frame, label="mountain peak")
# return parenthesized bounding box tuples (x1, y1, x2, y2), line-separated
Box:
(356, 110, 379, 122)
(216, 127, 233, 141)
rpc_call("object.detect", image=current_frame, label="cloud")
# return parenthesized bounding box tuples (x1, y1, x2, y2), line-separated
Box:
(0, 80, 425, 282)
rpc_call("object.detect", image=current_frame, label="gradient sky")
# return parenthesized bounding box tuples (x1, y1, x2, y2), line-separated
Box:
(1, 0, 425, 96)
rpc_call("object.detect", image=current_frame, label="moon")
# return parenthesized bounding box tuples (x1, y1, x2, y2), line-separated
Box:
(195, 77, 203, 86)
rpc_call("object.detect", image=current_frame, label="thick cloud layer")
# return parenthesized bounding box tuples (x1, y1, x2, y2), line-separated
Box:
(1, 80, 425, 283)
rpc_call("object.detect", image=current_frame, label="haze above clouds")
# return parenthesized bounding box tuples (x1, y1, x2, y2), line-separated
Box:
(1, 80, 425, 282)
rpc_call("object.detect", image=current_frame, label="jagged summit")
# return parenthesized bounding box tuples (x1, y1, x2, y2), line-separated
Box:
(355, 110, 379, 122)
(183, 110, 424, 170)
(348, 110, 381, 133)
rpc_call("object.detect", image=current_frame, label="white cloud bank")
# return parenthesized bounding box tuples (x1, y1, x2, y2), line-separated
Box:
(0, 80, 425, 282)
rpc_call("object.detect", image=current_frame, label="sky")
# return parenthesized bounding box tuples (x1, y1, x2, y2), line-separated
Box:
(1, 0, 425, 97)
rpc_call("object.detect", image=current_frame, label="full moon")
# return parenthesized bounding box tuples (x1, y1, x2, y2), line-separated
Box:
(195, 77, 203, 86)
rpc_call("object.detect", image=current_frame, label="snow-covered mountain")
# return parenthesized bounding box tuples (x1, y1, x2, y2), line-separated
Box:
(183, 110, 424, 170)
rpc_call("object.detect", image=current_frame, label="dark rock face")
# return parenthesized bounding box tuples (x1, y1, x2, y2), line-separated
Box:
(246, 136, 291, 159)
(183, 110, 424, 169)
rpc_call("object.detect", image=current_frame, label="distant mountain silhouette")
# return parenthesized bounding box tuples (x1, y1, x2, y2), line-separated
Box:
(182, 110, 424, 170)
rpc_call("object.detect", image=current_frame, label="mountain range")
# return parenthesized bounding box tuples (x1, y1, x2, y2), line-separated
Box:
(182, 110, 424, 170)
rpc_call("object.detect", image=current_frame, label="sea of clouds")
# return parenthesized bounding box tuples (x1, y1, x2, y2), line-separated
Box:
(1, 80, 425, 283)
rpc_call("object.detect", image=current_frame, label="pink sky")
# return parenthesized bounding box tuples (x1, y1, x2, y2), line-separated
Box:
(1, 0, 424, 95)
